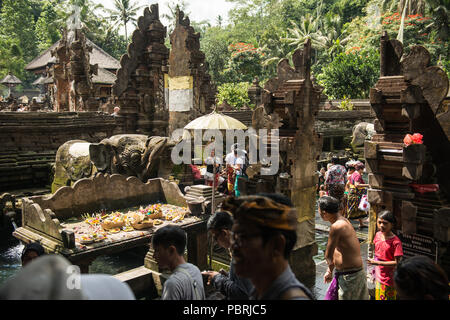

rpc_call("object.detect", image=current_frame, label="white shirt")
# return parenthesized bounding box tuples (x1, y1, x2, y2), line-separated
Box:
(226, 151, 246, 166)
(225, 152, 237, 165)
(235, 157, 245, 176)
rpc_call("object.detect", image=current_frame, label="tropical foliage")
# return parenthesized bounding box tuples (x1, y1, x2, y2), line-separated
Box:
(106, 0, 144, 43)
(220, 43, 264, 83)
(0, 0, 448, 103)
(317, 48, 380, 99)
(216, 82, 252, 110)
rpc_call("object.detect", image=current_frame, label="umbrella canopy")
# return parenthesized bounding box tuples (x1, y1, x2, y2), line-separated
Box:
(184, 110, 248, 130)
(183, 109, 248, 218)
(1, 73, 22, 85)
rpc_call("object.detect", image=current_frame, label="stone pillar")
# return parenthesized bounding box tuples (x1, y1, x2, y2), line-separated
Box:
(111, 5, 169, 135)
(167, 9, 214, 136)
(248, 77, 262, 108)
(261, 39, 323, 287)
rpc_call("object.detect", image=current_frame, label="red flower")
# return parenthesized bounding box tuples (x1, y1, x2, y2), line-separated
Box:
(403, 134, 414, 146)
(404, 133, 423, 146)
(411, 133, 423, 144)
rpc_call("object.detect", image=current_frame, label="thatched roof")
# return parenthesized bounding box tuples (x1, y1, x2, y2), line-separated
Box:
(92, 67, 117, 84)
(1, 73, 22, 84)
(25, 38, 120, 72)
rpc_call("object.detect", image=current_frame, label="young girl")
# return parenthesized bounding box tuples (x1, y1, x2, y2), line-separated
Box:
(368, 210, 403, 300)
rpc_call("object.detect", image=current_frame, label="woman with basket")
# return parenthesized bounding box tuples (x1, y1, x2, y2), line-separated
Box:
(346, 162, 369, 229)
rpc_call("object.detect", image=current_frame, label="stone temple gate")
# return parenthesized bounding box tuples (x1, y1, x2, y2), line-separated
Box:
(247, 39, 323, 285)
(366, 32, 450, 274)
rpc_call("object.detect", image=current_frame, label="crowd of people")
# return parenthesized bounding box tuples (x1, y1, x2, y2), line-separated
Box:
(193, 143, 249, 196)
(317, 157, 369, 229)
(1, 192, 448, 301)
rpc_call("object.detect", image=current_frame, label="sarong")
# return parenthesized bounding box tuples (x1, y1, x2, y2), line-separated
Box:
(342, 193, 348, 218)
(346, 185, 368, 220)
(325, 268, 368, 300)
(234, 174, 247, 197)
(375, 281, 397, 300)
(227, 166, 236, 194)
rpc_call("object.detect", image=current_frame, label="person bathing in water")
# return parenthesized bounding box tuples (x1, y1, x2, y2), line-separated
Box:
(318, 196, 369, 300)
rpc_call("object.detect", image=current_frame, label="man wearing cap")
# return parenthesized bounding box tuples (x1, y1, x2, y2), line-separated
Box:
(222, 195, 315, 300)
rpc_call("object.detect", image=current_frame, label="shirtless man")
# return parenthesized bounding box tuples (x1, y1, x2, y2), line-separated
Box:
(318, 196, 368, 300)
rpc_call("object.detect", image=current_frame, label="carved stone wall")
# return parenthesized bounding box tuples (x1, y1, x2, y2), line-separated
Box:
(0, 112, 123, 192)
(112, 4, 169, 136)
(167, 9, 216, 135)
(259, 39, 323, 286)
(50, 29, 98, 112)
(366, 32, 450, 274)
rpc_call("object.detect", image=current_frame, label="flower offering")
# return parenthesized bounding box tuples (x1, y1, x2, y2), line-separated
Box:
(403, 133, 423, 146)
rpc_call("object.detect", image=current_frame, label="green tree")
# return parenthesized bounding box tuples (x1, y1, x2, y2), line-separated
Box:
(283, 14, 321, 49)
(200, 26, 232, 85)
(317, 48, 380, 99)
(53, 0, 127, 60)
(216, 82, 252, 110)
(35, 0, 62, 52)
(220, 42, 264, 83)
(425, 0, 449, 42)
(315, 14, 349, 51)
(329, 0, 371, 23)
(106, 0, 144, 44)
(260, 28, 292, 78)
(54, 0, 105, 39)
(0, 0, 38, 63)
(96, 28, 127, 60)
(0, 36, 26, 81)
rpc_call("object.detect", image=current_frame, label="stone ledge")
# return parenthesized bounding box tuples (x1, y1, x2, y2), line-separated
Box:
(114, 266, 169, 299)
(317, 110, 374, 120)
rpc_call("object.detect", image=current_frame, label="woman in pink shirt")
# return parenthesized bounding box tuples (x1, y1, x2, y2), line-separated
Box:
(368, 210, 403, 300)
(346, 162, 369, 228)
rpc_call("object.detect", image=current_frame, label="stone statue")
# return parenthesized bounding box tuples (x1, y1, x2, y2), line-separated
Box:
(51, 140, 96, 193)
(51, 134, 178, 193)
(351, 122, 376, 147)
(89, 134, 177, 181)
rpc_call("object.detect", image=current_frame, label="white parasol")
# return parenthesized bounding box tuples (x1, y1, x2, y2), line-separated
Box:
(184, 109, 248, 131)
(184, 109, 247, 214)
